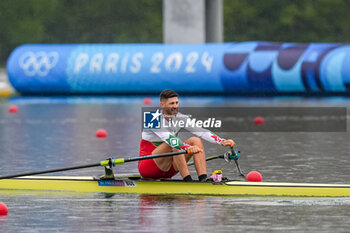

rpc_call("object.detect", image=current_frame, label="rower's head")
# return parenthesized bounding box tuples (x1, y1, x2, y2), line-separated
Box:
(160, 89, 179, 115)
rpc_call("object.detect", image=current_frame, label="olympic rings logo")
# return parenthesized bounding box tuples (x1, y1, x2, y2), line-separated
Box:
(18, 51, 59, 77)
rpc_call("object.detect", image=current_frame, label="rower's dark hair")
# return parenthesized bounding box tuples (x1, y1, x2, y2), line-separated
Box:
(160, 89, 179, 102)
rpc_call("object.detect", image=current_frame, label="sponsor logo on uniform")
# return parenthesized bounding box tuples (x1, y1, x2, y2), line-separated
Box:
(169, 138, 179, 147)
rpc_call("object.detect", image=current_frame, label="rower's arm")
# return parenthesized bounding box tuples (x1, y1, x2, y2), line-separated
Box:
(189, 129, 235, 147)
(189, 129, 224, 145)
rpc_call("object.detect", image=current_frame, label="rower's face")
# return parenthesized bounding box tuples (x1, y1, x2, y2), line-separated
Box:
(161, 97, 179, 115)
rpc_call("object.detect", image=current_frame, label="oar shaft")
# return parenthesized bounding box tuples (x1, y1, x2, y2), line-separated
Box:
(230, 149, 245, 177)
(0, 150, 189, 179)
(187, 154, 224, 166)
(234, 160, 245, 177)
(0, 163, 100, 180)
(206, 155, 224, 162)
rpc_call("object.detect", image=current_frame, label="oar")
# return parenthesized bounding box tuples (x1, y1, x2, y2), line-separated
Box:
(230, 148, 245, 178)
(187, 154, 224, 166)
(188, 148, 245, 177)
(0, 150, 192, 180)
(187, 148, 245, 177)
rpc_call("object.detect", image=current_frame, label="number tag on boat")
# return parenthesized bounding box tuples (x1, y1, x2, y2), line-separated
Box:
(97, 179, 136, 187)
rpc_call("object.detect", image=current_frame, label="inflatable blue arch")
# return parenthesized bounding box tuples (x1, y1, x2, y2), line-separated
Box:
(6, 41, 350, 94)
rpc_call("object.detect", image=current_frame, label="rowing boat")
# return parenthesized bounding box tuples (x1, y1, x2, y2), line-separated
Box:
(1, 175, 350, 197)
(1, 150, 349, 197)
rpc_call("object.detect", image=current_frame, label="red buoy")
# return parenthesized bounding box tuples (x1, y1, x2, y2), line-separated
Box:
(96, 129, 108, 138)
(143, 97, 152, 105)
(246, 171, 263, 182)
(0, 202, 8, 216)
(8, 105, 18, 113)
(254, 116, 264, 125)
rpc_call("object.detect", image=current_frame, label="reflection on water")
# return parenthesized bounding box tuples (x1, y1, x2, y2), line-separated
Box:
(2, 192, 350, 233)
(1, 96, 350, 232)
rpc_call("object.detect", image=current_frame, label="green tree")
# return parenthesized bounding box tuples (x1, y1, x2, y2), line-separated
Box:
(224, 0, 350, 43)
(0, 0, 162, 65)
(2, 0, 350, 66)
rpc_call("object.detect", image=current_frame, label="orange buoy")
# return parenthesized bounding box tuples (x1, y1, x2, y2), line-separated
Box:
(8, 105, 18, 113)
(253, 116, 264, 125)
(143, 97, 152, 105)
(0, 202, 8, 216)
(246, 171, 263, 182)
(96, 129, 108, 138)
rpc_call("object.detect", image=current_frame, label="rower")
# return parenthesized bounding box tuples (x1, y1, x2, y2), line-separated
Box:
(138, 89, 235, 182)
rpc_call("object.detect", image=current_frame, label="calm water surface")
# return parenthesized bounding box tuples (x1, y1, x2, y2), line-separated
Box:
(1, 96, 350, 232)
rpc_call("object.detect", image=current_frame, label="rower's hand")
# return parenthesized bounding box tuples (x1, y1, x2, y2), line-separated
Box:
(187, 145, 202, 154)
(221, 139, 235, 147)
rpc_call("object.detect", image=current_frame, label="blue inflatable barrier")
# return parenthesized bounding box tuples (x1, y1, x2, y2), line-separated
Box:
(6, 42, 350, 94)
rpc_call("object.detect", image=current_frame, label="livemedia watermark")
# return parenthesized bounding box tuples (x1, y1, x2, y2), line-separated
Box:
(142, 107, 346, 132)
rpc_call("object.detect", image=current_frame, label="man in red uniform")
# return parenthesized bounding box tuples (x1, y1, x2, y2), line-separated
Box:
(139, 89, 235, 181)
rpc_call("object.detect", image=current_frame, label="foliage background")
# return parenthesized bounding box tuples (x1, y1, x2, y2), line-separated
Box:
(0, 0, 349, 65)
